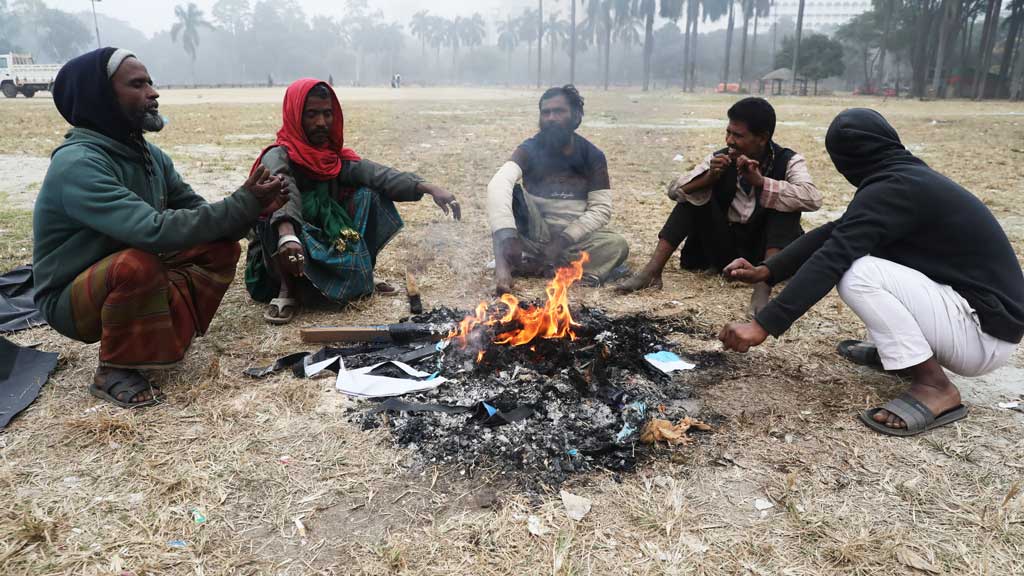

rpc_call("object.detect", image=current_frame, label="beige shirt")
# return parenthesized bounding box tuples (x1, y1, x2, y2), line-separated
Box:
(668, 152, 821, 223)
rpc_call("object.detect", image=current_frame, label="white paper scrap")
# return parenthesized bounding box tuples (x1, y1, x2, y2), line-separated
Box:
(304, 355, 341, 378)
(335, 359, 447, 398)
(644, 351, 696, 374)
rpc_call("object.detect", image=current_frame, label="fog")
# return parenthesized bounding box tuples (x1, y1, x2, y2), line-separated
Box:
(3, 1, 1023, 99)
(0, 0, 793, 92)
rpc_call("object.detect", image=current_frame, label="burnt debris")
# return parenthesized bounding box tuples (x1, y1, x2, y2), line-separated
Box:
(353, 306, 721, 489)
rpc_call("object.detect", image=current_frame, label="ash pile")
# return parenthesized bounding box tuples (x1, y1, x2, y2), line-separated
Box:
(360, 305, 716, 488)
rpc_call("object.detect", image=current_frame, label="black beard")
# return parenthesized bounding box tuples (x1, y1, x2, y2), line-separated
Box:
(140, 110, 164, 133)
(538, 124, 573, 152)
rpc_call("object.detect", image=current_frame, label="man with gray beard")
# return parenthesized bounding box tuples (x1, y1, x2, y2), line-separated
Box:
(32, 48, 286, 408)
(487, 85, 629, 294)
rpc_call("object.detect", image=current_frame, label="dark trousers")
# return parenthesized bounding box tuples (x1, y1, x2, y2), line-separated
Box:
(658, 200, 803, 271)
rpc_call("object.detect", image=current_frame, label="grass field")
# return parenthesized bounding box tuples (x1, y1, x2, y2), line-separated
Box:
(0, 87, 1021, 575)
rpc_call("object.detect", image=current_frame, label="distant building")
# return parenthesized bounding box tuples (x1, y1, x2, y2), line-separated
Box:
(773, 0, 873, 30)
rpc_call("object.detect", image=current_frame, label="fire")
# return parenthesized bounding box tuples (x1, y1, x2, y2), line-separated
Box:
(449, 252, 590, 356)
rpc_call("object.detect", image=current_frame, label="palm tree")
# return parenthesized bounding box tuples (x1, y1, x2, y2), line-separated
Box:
(519, 9, 539, 80)
(546, 12, 570, 82)
(410, 10, 432, 57)
(570, 0, 580, 83)
(746, 0, 771, 90)
(791, 0, 805, 94)
(875, 0, 897, 92)
(171, 2, 214, 85)
(537, 0, 544, 88)
(615, 13, 643, 84)
(446, 14, 486, 81)
(497, 15, 520, 79)
(427, 14, 447, 70)
(639, 1, 684, 91)
(722, 0, 736, 84)
(458, 13, 487, 76)
(696, 0, 731, 90)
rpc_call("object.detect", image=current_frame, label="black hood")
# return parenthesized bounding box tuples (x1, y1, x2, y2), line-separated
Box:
(52, 47, 135, 144)
(825, 108, 924, 187)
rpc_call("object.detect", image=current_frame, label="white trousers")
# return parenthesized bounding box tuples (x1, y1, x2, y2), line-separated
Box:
(837, 256, 1017, 376)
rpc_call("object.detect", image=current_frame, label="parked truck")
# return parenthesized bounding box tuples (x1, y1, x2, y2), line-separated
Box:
(0, 53, 61, 98)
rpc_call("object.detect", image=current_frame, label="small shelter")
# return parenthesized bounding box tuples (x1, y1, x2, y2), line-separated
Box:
(759, 68, 808, 96)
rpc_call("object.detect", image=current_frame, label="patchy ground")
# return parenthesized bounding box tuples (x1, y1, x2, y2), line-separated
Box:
(0, 88, 1022, 575)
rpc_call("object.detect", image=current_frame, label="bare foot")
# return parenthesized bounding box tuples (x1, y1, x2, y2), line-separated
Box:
(872, 357, 962, 429)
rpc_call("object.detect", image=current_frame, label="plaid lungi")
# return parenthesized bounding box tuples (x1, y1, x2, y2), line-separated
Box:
(68, 241, 241, 368)
(245, 187, 403, 306)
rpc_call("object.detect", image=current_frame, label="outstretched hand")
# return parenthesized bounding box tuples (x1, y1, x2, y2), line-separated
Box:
(723, 258, 770, 285)
(245, 166, 289, 212)
(419, 183, 461, 220)
(718, 321, 769, 353)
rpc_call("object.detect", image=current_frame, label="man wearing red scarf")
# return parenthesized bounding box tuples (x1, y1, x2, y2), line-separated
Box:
(245, 79, 459, 322)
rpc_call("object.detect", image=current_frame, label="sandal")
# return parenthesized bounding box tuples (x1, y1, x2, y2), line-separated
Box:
(375, 281, 399, 296)
(264, 297, 299, 325)
(859, 392, 968, 437)
(89, 368, 163, 409)
(837, 340, 883, 370)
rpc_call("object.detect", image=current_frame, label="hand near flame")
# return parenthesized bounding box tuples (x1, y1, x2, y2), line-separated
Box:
(493, 230, 523, 295)
(542, 234, 573, 267)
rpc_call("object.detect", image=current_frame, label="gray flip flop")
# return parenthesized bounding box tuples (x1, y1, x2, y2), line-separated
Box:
(89, 369, 163, 409)
(265, 297, 298, 325)
(859, 392, 968, 437)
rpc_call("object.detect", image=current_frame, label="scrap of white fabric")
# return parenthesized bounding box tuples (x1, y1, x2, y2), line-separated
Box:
(644, 351, 696, 374)
(335, 358, 448, 398)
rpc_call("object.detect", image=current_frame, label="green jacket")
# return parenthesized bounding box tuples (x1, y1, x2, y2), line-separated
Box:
(32, 127, 262, 338)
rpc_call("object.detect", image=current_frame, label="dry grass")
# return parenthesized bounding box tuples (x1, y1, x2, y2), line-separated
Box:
(0, 88, 1022, 575)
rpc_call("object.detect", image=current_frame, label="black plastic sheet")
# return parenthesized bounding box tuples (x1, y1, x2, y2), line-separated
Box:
(0, 337, 59, 429)
(0, 266, 46, 333)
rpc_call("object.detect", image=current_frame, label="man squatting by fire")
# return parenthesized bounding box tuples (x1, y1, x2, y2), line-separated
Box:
(32, 48, 287, 407)
(617, 97, 822, 315)
(487, 85, 630, 294)
(246, 79, 461, 324)
(719, 109, 1023, 436)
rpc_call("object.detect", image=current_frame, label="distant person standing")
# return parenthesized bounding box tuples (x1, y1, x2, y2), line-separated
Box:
(395, 73, 401, 89)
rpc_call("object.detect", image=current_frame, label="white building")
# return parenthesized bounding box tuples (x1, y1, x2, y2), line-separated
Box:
(772, 0, 873, 30)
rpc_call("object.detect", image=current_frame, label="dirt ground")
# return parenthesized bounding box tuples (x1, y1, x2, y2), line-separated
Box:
(0, 87, 1022, 575)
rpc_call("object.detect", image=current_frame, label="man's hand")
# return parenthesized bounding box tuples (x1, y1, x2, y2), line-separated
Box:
(493, 230, 523, 295)
(245, 166, 288, 211)
(542, 234, 572, 267)
(723, 258, 770, 284)
(736, 155, 765, 188)
(718, 320, 769, 352)
(274, 221, 304, 278)
(708, 153, 732, 182)
(418, 182, 461, 220)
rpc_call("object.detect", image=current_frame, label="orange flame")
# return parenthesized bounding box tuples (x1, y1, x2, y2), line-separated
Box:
(448, 252, 590, 358)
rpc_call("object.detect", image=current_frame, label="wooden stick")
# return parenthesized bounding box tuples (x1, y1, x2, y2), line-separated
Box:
(300, 326, 392, 343)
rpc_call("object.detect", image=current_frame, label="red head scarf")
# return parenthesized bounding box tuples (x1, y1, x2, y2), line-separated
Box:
(252, 78, 360, 181)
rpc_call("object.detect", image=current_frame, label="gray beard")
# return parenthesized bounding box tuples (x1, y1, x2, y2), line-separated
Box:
(140, 110, 164, 133)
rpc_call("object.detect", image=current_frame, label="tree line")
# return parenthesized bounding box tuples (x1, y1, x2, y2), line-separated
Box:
(0, 0, 1020, 99)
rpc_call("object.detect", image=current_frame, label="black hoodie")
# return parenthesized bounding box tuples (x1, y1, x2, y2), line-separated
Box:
(755, 108, 1024, 344)
(52, 47, 137, 145)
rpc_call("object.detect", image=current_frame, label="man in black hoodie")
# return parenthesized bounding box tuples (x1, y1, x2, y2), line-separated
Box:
(717, 109, 1023, 436)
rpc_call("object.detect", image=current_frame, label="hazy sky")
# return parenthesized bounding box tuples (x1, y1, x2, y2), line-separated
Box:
(49, 0, 539, 36)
